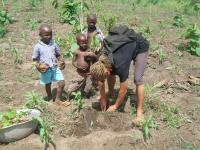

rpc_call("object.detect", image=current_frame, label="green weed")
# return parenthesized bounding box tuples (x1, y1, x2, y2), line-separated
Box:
(102, 15, 117, 32)
(37, 117, 56, 149)
(25, 91, 48, 112)
(20, 31, 28, 42)
(72, 91, 83, 112)
(60, 0, 88, 25)
(63, 35, 78, 59)
(155, 48, 167, 64)
(141, 116, 157, 141)
(183, 24, 200, 56)
(0, 10, 11, 25)
(172, 13, 185, 28)
(0, 10, 11, 38)
(179, 136, 200, 150)
(27, 19, 40, 30)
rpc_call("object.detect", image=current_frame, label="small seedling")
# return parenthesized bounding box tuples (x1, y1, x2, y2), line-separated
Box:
(10, 48, 23, 64)
(37, 117, 55, 149)
(72, 91, 83, 112)
(141, 116, 157, 141)
(25, 91, 48, 112)
(0, 10, 11, 25)
(183, 24, 200, 56)
(172, 13, 185, 28)
(20, 32, 28, 42)
(155, 48, 167, 64)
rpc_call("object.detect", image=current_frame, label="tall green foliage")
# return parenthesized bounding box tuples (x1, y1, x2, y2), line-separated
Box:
(184, 24, 200, 56)
(0, 10, 11, 38)
(60, 0, 88, 25)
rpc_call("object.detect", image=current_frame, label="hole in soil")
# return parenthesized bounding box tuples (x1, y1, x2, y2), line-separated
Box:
(66, 108, 133, 138)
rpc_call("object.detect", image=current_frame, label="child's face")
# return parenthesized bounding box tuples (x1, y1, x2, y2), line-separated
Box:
(77, 36, 87, 50)
(40, 28, 52, 44)
(87, 17, 97, 29)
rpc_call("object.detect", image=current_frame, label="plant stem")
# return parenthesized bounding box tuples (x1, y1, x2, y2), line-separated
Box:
(2, 0, 5, 8)
(80, 0, 83, 32)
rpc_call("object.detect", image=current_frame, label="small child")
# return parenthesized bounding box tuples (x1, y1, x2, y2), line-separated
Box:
(84, 14, 104, 55)
(72, 33, 97, 75)
(32, 24, 70, 107)
(70, 34, 97, 97)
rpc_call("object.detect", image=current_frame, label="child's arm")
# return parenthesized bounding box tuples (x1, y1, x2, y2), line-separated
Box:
(55, 43, 65, 70)
(32, 45, 48, 72)
(57, 55, 65, 70)
(72, 52, 78, 68)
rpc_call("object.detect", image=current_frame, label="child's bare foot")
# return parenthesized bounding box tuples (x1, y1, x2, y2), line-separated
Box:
(54, 100, 70, 107)
(132, 114, 144, 126)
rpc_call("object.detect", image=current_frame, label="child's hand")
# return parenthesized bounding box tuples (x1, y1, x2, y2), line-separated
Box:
(36, 63, 48, 73)
(59, 60, 65, 70)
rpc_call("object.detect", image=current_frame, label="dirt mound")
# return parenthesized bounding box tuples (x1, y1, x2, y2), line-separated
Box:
(55, 130, 143, 150)
(66, 108, 133, 137)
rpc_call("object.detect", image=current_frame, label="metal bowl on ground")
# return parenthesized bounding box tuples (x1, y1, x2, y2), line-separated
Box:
(0, 109, 41, 143)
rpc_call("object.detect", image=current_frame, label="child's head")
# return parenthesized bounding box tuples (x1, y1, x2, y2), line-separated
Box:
(87, 14, 97, 30)
(76, 34, 87, 51)
(39, 24, 52, 44)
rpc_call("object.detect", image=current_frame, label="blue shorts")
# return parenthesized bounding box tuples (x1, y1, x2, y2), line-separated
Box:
(40, 67, 64, 85)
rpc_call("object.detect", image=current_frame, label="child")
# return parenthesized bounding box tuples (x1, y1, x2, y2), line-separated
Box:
(32, 24, 70, 107)
(69, 34, 97, 97)
(84, 14, 104, 55)
(72, 34, 97, 75)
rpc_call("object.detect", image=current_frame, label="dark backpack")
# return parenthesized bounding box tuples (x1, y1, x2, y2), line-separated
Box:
(103, 25, 138, 65)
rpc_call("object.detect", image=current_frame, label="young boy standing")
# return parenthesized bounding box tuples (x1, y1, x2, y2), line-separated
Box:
(32, 24, 70, 107)
(84, 14, 104, 55)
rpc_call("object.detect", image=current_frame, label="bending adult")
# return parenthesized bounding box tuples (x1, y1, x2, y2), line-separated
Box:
(90, 25, 149, 124)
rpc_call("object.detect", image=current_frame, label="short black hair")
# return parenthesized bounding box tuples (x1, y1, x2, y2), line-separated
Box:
(87, 14, 97, 20)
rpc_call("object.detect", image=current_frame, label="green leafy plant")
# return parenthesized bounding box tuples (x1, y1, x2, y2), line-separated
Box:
(37, 117, 55, 148)
(139, 26, 152, 38)
(60, 0, 88, 25)
(72, 91, 83, 112)
(91, 36, 100, 50)
(102, 15, 117, 31)
(0, 10, 11, 38)
(27, 19, 40, 30)
(0, 10, 11, 25)
(63, 35, 78, 59)
(183, 24, 200, 56)
(173, 13, 185, 28)
(141, 116, 157, 141)
(155, 48, 167, 64)
(0, 110, 28, 128)
(25, 91, 48, 112)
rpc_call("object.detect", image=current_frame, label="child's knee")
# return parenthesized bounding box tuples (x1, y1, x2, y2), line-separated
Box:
(58, 80, 65, 87)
